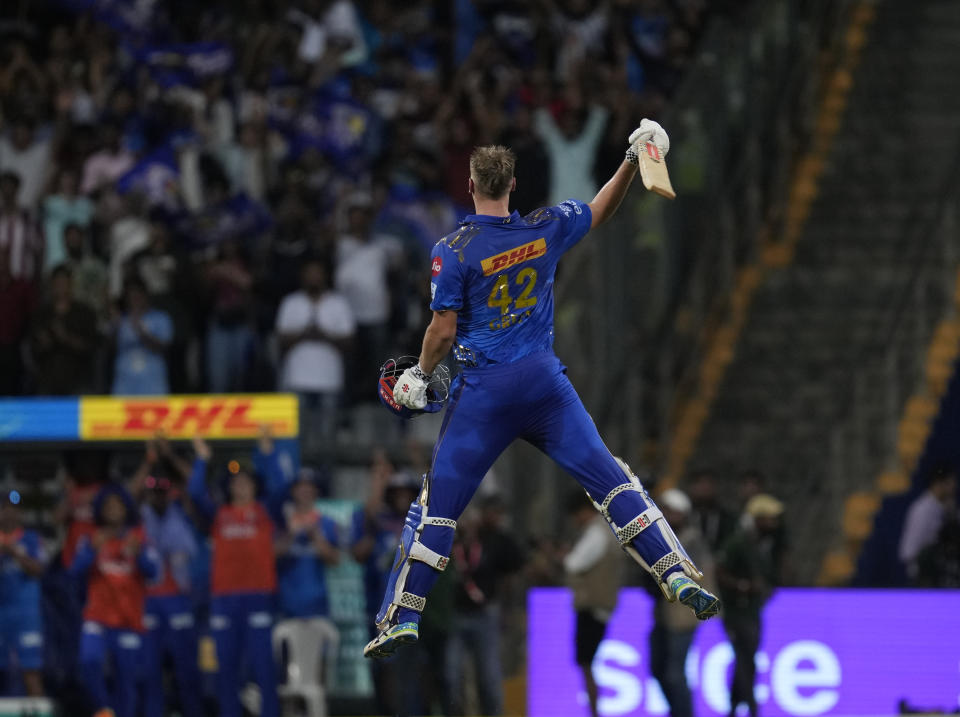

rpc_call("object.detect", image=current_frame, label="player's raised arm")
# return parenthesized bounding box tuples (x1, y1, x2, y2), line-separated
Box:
(588, 119, 670, 229)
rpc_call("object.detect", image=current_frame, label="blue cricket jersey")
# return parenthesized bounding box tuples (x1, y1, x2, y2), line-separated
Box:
(0, 529, 44, 613)
(277, 512, 339, 618)
(429, 199, 593, 367)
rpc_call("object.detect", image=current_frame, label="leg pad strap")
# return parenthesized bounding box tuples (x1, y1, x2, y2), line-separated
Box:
(375, 492, 457, 629)
(398, 592, 427, 613)
(650, 552, 683, 582)
(615, 506, 663, 545)
(424, 517, 457, 529)
(591, 457, 705, 597)
(601, 482, 644, 512)
(410, 541, 451, 571)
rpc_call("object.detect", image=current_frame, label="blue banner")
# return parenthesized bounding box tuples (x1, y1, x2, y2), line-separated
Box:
(115, 144, 179, 209)
(135, 42, 234, 88)
(0, 399, 79, 441)
(270, 94, 379, 173)
(315, 95, 379, 170)
(178, 193, 273, 248)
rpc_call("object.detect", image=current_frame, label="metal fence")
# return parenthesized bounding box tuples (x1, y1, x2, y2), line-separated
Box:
(505, 0, 856, 537)
(827, 147, 960, 512)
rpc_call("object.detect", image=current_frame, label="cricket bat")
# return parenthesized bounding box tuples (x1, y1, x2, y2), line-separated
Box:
(637, 140, 676, 200)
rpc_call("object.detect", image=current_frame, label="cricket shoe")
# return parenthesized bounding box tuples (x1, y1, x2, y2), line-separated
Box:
(669, 574, 721, 620)
(363, 621, 419, 659)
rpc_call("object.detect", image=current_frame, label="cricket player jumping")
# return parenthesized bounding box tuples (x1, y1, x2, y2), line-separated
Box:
(365, 120, 720, 658)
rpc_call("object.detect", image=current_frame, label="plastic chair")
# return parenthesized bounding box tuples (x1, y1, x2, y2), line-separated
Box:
(273, 617, 340, 717)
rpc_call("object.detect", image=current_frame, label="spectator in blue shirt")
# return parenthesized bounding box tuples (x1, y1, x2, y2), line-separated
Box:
(0, 490, 46, 697)
(350, 458, 420, 627)
(276, 468, 340, 618)
(112, 276, 173, 395)
(135, 468, 203, 717)
(350, 460, 422, 714)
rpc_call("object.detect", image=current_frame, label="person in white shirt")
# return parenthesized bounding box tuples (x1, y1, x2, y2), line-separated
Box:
(275, 257, 355, 458)
(0, 172, 42, 281)
(899, 466, 958, 580)
(288, 0, 366, 66)
(0, 119, 52, 211)
(564, 492, 622, 717)
(334, 193, 392, 400)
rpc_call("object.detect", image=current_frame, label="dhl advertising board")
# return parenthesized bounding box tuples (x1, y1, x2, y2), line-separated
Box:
(0, 394, 298, 442)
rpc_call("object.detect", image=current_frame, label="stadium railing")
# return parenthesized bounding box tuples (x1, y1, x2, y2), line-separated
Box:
(824, 139, 960, 584)
(553, 0, 856, 464)
(498, 0, 857, 546)
(648, 0, 857, 459)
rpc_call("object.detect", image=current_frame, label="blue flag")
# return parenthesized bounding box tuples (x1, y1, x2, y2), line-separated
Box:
(115, 144, 180, 209)
(180, 193, 273, 249)
(134, 42, 234, 88)
(270, 94, 380, 174)
(316, 95, 379, 171)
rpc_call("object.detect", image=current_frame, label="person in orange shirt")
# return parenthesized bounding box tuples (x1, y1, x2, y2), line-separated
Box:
(57, 467, 104, 568)
(70, 484, 159, 717)
(187, 437, 280, 717)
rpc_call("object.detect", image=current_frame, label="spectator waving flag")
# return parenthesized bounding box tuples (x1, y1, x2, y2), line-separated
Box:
(271, 93, 378, 174)
(115, 144, 180, 210)
(180, 193, 273, 249)
(135, 42, 234, 88)
(317, 95, 379, 172)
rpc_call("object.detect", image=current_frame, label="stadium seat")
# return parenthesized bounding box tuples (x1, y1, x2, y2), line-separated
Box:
(273, 618, 340, 717)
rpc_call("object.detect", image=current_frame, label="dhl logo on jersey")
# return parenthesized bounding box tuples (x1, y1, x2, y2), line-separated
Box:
(79, 394, 298, 440)
(480, 238, 547, 276)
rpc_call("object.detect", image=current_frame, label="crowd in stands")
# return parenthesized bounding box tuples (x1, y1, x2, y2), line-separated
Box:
(0, 0, 710, 421)
(0, 428, 532, 716)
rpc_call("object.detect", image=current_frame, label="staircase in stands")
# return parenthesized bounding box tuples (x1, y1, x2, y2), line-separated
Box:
(682, 0, 960, 583)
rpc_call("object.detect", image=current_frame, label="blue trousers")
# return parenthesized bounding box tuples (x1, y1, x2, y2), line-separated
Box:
(0, 605, 43, 671)
(447, 605, 504, 715)
(210, 592, 278, 717)
(78, 621, 142, 717)
(206, 321, 253, 393)
(143, 594, 203, 717)
(397, 351, 674, 623)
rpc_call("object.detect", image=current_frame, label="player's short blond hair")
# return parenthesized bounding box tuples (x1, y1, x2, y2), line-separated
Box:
(469, 145, 516, 199)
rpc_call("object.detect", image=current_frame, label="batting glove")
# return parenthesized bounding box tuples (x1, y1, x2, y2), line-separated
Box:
(393, 364, 431, 410)
(626, 119, 670, 165)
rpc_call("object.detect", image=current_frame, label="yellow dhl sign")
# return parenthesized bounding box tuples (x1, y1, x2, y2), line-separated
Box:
(79, 394, 298, 440)
(480, 238, 546, 276)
